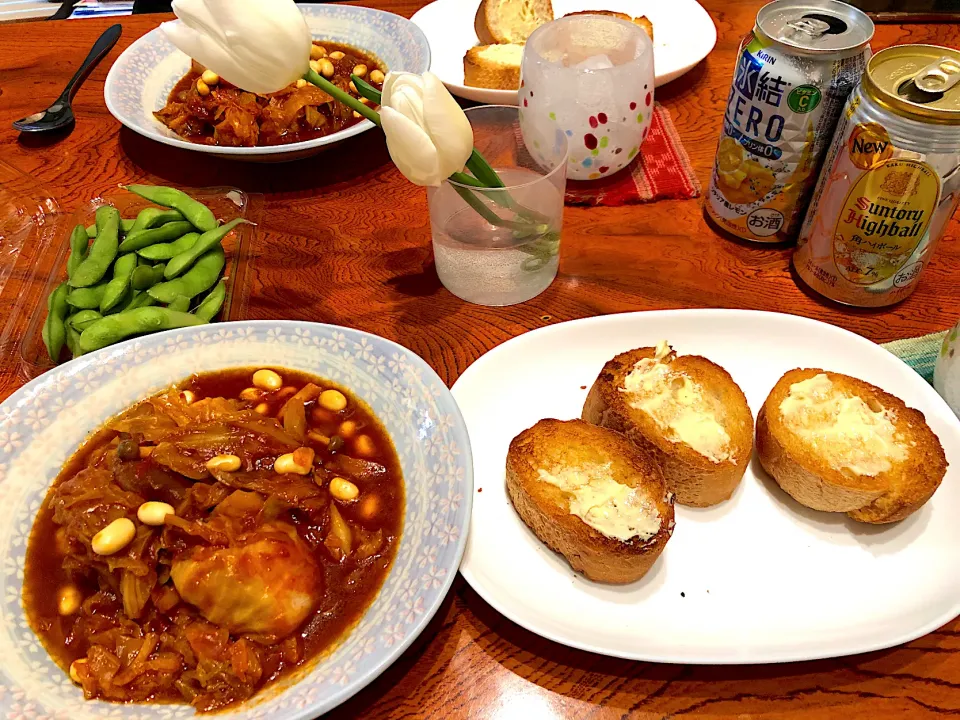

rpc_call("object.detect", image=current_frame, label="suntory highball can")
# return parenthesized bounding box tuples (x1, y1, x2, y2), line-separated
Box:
(794, 44, 960, 306)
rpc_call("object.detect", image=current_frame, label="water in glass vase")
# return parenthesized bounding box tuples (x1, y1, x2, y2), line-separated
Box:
(430, 168, 563, 307)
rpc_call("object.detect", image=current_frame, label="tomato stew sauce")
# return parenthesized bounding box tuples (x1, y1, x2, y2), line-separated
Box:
(24, 368, 403, 712)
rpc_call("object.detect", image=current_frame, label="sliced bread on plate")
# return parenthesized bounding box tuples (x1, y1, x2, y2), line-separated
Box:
(563, 10, 654, 41)
(757, 368, 947, 524)
(464, 43, 523, 90)
(582, 342, 753, 508)
(506, 418, 674, 584)
(474, 0, 554, 45)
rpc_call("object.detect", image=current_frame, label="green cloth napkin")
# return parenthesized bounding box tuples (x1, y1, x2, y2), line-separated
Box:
(882, 331, 948, 384)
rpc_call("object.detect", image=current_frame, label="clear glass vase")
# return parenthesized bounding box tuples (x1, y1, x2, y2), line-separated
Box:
(428, 105, 568, 307)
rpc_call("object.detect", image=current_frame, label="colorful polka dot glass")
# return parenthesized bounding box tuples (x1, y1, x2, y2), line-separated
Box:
(519, 15, 654, 181)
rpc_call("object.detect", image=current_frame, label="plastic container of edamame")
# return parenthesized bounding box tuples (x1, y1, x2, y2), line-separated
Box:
(0, 176, 260, 381)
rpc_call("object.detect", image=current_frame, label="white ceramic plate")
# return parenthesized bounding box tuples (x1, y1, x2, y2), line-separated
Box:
(452, 310, 960, 664)
(104, 4, 430, 162)
(411, 0, 717, 105)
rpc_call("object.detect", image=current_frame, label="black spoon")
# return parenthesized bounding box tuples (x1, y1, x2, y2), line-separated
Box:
(13, 24, 122, 133)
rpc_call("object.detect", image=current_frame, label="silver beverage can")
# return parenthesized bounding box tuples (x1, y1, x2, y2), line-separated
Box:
(706, 0, 874, 242)
(794, 44, 960, 307)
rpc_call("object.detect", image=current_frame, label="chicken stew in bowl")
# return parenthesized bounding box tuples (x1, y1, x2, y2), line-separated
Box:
(24, 367, 403, 712)
(154, 41, 386, 147)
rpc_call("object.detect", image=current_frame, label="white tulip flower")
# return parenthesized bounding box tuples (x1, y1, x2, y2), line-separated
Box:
(379, 72, 474, 187)
(161, 0, 311, 95)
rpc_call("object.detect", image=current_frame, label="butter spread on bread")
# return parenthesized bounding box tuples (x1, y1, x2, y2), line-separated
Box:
(537, 462, 661, 541)
(619, 342, 733, 463)
(779, 373, 907, 476)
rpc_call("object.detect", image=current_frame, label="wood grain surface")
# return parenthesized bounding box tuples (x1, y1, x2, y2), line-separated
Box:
(0, 2, 958, 718)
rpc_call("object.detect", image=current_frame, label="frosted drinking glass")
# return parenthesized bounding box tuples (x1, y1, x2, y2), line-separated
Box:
(519, 15, 654, 181)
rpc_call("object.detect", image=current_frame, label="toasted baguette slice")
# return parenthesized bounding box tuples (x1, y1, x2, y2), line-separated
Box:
(475, 0, 554, 45)
(507, 418, 674, 584)
(757, 368, 947, 524)
(582, 343, 753, 507)
(563, 10, 654, 41)
(464, 44, 523, 90)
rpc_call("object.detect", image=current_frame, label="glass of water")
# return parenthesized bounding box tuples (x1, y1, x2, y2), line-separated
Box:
(428, 105, 568, 307)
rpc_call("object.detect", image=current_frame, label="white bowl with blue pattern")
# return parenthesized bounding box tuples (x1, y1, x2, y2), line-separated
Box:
(0, 320, 472, 719)
(104, 4, 431, 162)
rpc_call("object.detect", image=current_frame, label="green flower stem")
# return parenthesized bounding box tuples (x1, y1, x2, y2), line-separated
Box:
(304, 69, 380, 126)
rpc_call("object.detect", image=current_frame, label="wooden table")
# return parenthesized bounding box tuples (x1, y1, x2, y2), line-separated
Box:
(1, 3, 958, 718)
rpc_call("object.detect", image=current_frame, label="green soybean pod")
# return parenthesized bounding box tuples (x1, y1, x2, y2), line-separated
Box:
(165, 218, 249, 279)
(66, 225, 90, 281)
(193, 279, 226, 322)
(41, 282, 70, 361)
(124, 185, 217, 233)
(125, 291, 158, 311)
(118, 221, 195, 252)
(129, 207, 184, 234)
(79, 307, 206, 353)
(66, 280, 110, 309)
(137, 231, 199, 261)
(148, 247, 224, 303)
(71, 207, 120, 288)
(99, 253, 139, 313)
(86, 218, 136, 238)
(65, 324, 83, 358)
(167, 295, 191, 312)
(67, 309, 103, 331)
(131, 263, 166, 291)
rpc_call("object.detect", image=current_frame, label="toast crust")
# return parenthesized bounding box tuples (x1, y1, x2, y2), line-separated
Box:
(582, 347, 753, 507)
(757, 368, 947, 524)
(506, 418, 674, 584)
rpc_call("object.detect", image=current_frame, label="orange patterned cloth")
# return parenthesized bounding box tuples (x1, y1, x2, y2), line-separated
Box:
(564, 102, 702, 206)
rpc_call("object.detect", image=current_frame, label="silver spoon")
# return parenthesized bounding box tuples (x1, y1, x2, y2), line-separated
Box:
(13, 24, 122, 133)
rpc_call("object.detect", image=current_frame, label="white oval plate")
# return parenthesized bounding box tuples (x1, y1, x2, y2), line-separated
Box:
(411, 0, 717, 105)
(452, 310, 960, 664)
(104, 4, 430, 162)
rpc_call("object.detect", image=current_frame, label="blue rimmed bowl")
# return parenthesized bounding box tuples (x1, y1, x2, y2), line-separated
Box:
(0, 321, 471, 719)
(104, 4, 431, 162)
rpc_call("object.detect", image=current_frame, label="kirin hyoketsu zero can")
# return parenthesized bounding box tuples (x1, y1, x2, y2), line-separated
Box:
(706, 0, 873, 242)
(794, 45, 960, 307)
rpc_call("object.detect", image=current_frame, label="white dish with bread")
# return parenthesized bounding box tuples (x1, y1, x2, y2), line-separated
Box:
(452, 309, 960, 663)
(411, 0, 717, 104)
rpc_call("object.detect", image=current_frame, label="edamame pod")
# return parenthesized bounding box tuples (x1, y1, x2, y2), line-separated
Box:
(71, 207, 120, 287)
(124, 185, 217, 232)
(167, 295, 191, 312)
(129, 207, 184, 234)
(100, 253, 138, 313)
(65, 324, 83, 358)
(66, 280, 110, 309)
(67, 309, 103, 331)
(148, 247, 224, 303)
(41, 282, 69, 361)
(131, 263, 166, 291)
(79, 307, 206, 353)
(86, 218, 135, 238)
(164, 218, 249, 279)
(66, 225, 90, 281)
(118, 221, 195, 252)
(124, 291, 158, 310)
(193, 279, 226, 322)
(137, 232, 199, 261)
